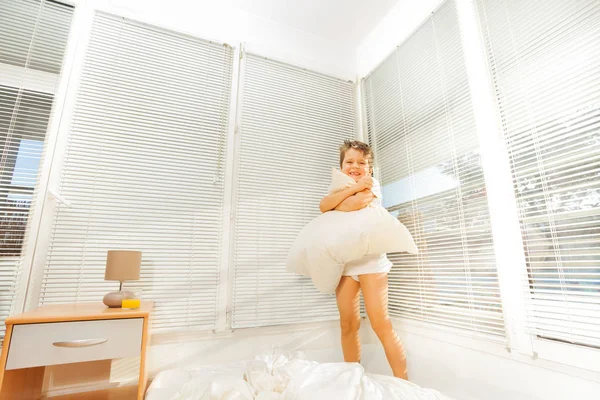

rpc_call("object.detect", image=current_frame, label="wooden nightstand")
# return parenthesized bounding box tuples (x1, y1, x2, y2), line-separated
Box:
(0, 302, 153, 400)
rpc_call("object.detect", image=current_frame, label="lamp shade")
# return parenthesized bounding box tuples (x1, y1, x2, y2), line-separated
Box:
(105, 250, 141, 281)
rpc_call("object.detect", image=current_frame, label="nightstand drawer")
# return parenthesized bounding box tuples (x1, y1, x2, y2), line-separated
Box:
(6, 318, 143, 370)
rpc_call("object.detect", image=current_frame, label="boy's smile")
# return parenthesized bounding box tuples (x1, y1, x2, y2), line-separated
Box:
(341, 148, 371, 182)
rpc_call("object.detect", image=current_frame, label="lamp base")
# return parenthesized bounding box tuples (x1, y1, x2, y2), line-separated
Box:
(103, 290, 135, 308)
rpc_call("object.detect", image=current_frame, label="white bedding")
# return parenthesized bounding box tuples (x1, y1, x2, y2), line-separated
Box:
(145, 350, 453, 400)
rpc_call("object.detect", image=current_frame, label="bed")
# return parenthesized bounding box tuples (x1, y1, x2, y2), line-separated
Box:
(145, 349, 453, 400)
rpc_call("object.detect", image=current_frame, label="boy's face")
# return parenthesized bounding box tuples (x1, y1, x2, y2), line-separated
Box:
(342, 148, 371, 182)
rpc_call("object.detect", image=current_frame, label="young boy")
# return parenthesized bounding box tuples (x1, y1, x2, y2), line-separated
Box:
(318, 140, 408, 380)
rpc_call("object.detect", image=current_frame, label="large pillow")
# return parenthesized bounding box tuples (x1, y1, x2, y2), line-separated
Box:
(286, 169, 418, 294)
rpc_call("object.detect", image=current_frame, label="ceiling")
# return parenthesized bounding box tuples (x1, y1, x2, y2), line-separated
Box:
(225, 0, 400, 47)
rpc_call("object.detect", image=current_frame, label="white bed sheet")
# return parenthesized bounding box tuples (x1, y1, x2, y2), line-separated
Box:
(146, 361, 250, 400)
(145, 350, 454, 400)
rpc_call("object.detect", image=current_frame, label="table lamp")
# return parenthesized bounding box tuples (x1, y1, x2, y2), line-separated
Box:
(103, 250, 141, 308)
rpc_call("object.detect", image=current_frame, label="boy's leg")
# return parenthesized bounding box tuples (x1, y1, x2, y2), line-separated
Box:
(336, 276, 362, 362)
(359, 273, 408, 380)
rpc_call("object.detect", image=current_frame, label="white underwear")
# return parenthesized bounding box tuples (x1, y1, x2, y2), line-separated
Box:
(343, 253, 392, 282)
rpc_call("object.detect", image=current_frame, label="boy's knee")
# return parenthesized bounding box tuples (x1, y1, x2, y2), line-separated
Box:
(340, 316, 361, 335)
(370, 317, 393, 338)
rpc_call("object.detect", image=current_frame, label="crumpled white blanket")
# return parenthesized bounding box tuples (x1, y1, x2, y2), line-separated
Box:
(168, 349, 453, 400)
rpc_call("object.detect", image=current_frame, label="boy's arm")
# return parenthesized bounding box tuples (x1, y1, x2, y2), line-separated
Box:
(334, 189, 374, 212)
(319, 185, 362, 213)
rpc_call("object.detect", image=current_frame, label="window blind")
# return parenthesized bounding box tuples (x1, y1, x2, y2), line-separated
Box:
(477, 0, 600, 347)
(0, 0, 73, 338)
(362, 0, 505, 339)
(231, 54, 355, 328)
(37, 12, 233, 332)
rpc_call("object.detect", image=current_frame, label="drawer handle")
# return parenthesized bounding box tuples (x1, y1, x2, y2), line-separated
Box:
(52, 338, 108, 348)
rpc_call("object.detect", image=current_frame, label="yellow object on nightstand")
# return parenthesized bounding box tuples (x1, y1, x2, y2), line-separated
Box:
(122, 298, 141, 309)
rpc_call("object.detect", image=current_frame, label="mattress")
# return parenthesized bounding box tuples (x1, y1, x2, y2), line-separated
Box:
(145, 350, 453, 400)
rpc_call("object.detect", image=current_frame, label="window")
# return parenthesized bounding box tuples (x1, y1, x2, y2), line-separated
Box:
(230, 54, 356, 328)
(0, 0, 73, 337)
(0, 90, 50, 256)
(362, 0, 505, 339)
(477, 0, 600, 347)
(35, 12, 234, 332)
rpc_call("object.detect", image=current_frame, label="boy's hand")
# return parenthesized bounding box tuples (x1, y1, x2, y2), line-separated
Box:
(354, 189, 374, 207)
(320, 176, 372, 213)
(355, 175, 373, 192)
(335, 189, 374, 211)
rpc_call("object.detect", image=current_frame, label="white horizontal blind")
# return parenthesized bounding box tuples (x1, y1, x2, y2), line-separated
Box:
(0, 0, 73, 338)
(38, 13, 233, 332)
(0, 0, 72, 74)
(363, 0, 505, 339)
(477, 0, 600, 347)
(231, 54, 355, 328)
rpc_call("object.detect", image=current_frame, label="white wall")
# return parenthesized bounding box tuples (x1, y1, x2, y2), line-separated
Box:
(361, 320, 600, 400)
(83, 0, 356, 80)
(109, 320, 379, 384)
(356, 0, 445, 77)
(145, 321, 350, 376)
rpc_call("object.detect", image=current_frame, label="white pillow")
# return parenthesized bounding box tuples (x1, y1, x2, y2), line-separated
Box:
(286, 169, 418, 294)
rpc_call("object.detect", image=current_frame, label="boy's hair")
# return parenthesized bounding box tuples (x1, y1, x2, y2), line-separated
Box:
(339, 140, 374, 171)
